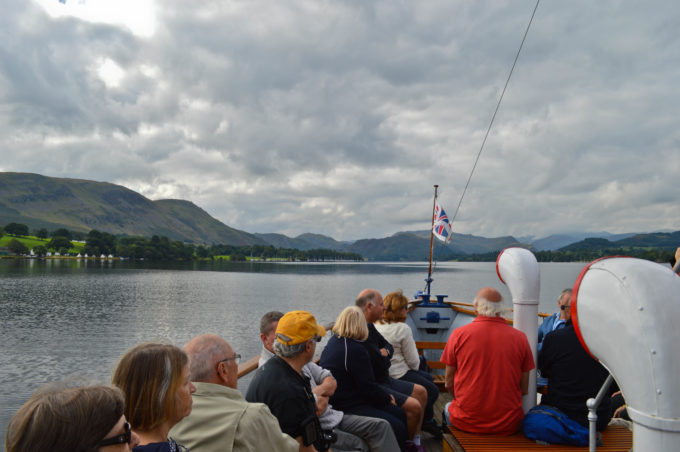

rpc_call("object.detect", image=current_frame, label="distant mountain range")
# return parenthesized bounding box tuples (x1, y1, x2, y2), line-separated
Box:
(1, 172, 676, 260)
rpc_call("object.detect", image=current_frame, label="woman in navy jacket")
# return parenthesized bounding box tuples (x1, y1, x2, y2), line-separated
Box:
(320, 306, 408, 450)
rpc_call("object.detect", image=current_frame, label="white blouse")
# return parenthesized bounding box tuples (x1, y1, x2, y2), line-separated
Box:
(374, 321, 420, 379)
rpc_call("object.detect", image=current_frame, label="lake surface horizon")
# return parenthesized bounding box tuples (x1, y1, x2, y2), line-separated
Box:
(0, 258, 587, 448)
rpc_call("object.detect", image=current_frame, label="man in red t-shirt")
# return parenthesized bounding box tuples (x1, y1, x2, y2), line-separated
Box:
(441, 287, 534, 435)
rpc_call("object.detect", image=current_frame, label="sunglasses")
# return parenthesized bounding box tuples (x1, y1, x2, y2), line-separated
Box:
(560, 305, 571, 311)
(97, 421, 132, 447)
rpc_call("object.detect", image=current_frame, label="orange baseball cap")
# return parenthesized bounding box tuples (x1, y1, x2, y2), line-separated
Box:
(275, 310, 327, 345)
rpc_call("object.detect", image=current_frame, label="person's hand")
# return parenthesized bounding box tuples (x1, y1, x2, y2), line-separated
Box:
(389, 394, 396, 405)
(315, 394, 329, 416)
(379, 348, 389, 357)
(313, 385, 330, 398)
(613, 404, 627, 418)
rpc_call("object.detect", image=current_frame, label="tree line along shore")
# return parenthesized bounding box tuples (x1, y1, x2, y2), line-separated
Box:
(0, 223, 363, 262)
(1, 222, 676, 264)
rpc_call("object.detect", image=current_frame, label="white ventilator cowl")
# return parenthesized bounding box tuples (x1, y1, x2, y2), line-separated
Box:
(572, 257, 680, 451)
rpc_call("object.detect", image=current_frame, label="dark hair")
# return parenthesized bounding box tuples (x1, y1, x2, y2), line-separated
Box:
(5, 384, 123, 452)
(112, 343, 189, 431)
(260, 311, 284, 335)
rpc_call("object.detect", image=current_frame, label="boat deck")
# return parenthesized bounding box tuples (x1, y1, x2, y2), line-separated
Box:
(430, 393, 633, 452)
(442, 423, 632, 452)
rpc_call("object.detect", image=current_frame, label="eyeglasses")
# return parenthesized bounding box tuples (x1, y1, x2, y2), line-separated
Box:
(218, 353, 241, 365)
(560, 305, 571, 311)
(97, 421, 132, 447)
(312, 335, 322, 342)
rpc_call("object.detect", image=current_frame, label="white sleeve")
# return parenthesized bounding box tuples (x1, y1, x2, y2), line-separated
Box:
(401, 324, 421, 371)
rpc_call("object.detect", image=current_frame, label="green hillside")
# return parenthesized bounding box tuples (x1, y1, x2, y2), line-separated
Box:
(0, 172, 264, 245)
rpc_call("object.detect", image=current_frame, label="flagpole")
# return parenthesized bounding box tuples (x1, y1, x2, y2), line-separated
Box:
(426, 185, 438, 296)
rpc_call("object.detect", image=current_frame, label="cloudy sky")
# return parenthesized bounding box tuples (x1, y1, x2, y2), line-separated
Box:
(1, 1, 678, 241)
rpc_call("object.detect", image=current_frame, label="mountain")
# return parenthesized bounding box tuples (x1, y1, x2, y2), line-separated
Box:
(345, 231, 523, 261)
(254, 232, 352, 251)
(531, 232, 637, 251)
(3, 172, 672, 259)
(559, 231, 680, 251)
(0, 172, 264, 245)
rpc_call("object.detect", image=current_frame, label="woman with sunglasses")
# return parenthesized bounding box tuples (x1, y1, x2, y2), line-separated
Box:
(5, 383, 140, 451)
(112, 343, 196, 452)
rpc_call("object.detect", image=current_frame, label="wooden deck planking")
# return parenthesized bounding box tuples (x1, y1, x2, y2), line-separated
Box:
(443, 424, 632, 452)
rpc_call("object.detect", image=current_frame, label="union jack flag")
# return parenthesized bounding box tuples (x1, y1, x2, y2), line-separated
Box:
(432, 203, 452, 244)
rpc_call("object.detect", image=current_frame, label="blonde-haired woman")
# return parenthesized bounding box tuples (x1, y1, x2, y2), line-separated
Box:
(320, 306, 408, 451)
(112, 343, 195, 452)
(375, 290, 441, 438)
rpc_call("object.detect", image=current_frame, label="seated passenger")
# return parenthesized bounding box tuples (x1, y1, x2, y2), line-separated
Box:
(539, 318, 612, 431)
(246, 310, 327, 452)
(5, 383, 140, 452)
(112, 343, 195, 452)
(320, 306, 411, 451)
(537, 289, 572, 387)
(374, 290, 441, 439)
(356, 289, 427, 450)
(169, 334, 299, 452)
(441, 287, 534, 435)
(259, 311, 400, 452)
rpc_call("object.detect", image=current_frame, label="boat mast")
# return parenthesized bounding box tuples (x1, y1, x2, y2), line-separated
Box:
(426, 185, 438, 296)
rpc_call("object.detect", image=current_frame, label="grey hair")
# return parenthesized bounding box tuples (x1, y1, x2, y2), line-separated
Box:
(157, 355, 173, 408)
(475, 297, 510, 318)
(559, 288, 572, 301)
(186, 338, 227, 382)
(273, 340, 307, 358)
(355, 291, 377, 309)
(260, 311, 284, 335)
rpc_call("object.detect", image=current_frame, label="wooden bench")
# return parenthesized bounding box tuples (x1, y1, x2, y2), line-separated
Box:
(442, 424, 632, 452)
(416, 340, 448, 391)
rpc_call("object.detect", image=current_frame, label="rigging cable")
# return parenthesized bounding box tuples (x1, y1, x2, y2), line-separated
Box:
(450, 0, 541, 225)
(430, 0, 541, 281)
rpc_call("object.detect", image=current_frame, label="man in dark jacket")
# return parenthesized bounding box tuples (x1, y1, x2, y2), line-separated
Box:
(356, 289, 428, 449)
(539, 319, 612, 431)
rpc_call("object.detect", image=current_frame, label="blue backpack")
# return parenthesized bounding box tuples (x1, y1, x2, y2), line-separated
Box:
(522, 405, 590, 446)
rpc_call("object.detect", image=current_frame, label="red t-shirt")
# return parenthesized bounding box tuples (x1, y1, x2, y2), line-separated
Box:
(440, 316, 535, 435)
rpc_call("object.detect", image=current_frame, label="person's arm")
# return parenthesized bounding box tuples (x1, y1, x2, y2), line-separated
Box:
(313, 375, 337, 398)
(520, 371, 530, 395)
(373, 325, 394, 358)
(347, 341, 391, 406)
(236, 404, 300, 452)
(445, 365, 456, 396)
(537, 333, 554, 378)
(314, 394, 329, 416)
(401, 324, 421, 370)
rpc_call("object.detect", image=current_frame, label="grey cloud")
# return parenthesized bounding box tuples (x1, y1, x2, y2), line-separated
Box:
(0, 0, 678, 240)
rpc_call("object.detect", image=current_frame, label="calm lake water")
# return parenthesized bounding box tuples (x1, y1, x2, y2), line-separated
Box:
(0, 258, 586, 448)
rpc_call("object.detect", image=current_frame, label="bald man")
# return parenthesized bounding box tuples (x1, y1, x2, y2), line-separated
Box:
(440, 287, 534, 435)
(169, 334, 299, 452)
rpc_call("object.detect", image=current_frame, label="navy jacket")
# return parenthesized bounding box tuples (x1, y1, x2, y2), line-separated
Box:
(319, 334, 392, 410)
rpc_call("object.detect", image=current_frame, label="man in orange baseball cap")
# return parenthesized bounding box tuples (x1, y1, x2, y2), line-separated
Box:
(246, 310, 329, 451)
(275, 310, 327, 346)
